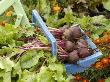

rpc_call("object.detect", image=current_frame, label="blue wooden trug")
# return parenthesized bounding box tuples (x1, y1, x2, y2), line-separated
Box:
(32, 10, 57, 55)
(32, 10, 102, 74)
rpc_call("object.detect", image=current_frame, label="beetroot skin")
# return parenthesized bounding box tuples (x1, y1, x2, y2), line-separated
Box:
(68, 50, 80, 63)
(78, 38, 88, 46)
(78, 47, 90, 58)
(65, 41, 75, 52)
(77, 41, 87, 48)
(69, 26, 81, 40)
(63, 29, 73, 41)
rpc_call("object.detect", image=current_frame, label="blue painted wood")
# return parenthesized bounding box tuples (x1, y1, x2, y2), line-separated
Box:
(81, 30, 97, 50)
(32, 10, 57, 55)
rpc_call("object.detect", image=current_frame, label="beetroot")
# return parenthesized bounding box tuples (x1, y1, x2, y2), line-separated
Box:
(63, 29, 73, 41)
(78, 38, 88, 46)
(57, 25, 93, 63)
(78, 47, 90, 58)
(65, 41, 75, 52)
(69, 25, 81, 40)
(58, 25, 69, 32)
(63, 26, 81, 42)
(77, 41, 87, 48)
(68, 50, 80, 63)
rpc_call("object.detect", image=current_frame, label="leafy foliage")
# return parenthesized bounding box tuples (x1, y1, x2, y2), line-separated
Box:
(0, 24, 69, 82)
(105, 77, 110, 82)
(0, 25, 34, 48)
(1, 0, 110, 82)
(0, 50, 69, 82)
(103, 0, 110, 11)
(20, 50, 44, 69)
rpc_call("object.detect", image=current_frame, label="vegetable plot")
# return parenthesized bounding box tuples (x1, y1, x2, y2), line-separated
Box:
(1, 0, 110, 82)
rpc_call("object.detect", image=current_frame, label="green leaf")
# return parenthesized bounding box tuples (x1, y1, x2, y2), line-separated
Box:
(63, 6, 76, 25)
(52, 73, 67, 82)
(0, 70, 5, 77)
(0, 77, 3, 82)
(3, 71, 11, 82)
(0, 57, 14, 72)
(0, 61, 4, 69)
(93, 28, 105, 35)
(105, 77, 110, 82)
(17, 70, 36, 82)
(36, 0, 51, 19)
(92, 15, 107, 24)
(48, 63, 65, 74)
(66, 75, 76, 82)
(103, 0, 110, 11)
(36, 66, 55, 82)
(47, 57, 57, 64)
(48, 63, 67, 82)
(13, 61, 22, 78)
(9, 48, 24, 58)
(91, 34, 99, 39)
(0, 16, 11, 22)
(20, 50, 44, 69)
(38, 35, 49, 45)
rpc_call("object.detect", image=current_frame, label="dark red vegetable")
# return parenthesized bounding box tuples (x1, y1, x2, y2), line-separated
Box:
(61, 25, 69, 31)
(69, 25, 81, 40)
(78, 38, 88, 46)
(77, 41, 87, 48)
(57, 25, 92, 63)
(78, 47, 90, 58)
(63, 29, 73, 41)
(68, 50, 80, 63)
(63, 25, 82, 42)
(65, 41, 75, 52)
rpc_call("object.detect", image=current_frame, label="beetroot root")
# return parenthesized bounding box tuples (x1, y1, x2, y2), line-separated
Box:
(78, 47, 90, 58)
(68, 50, 80, 63)
(69, 25, 81, 40)
(65, 41, 75, 52)
(78, 38, 88, 46)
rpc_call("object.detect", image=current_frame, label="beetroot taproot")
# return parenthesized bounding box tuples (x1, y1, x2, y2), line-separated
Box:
(65, 41, 75, 52)
(63, 29, 73, 41)
(68, 50, 80, 63)
(77, 41, 87, 48)
(78, 38, 88, 46)
(69, 25, 81, 40)
(78, 48, 90, 58)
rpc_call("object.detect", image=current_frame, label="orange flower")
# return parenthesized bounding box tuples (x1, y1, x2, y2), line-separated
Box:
(108, 59, 110, 64)
(5, 11, 13, 17)
(107, 54, 110, 59)
(97, 79, 105, 82)
(74, 74, 82, 81)
(107, 37, 110, 43)
(101, 58, 109, 66)
(94, 39, 101, 44)
(82, 79, 89, 82)
(95, 62, 103, 70)
(1, 21, 8, 26)
(53, 4, 61, 13)
(103, 32, 108, 35)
